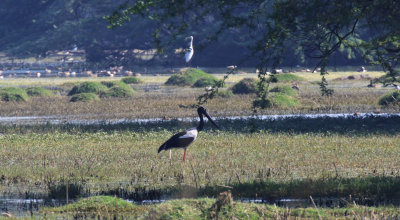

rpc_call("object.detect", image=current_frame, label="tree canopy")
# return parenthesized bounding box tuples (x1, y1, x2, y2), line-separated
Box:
(107, 0, 400, 107)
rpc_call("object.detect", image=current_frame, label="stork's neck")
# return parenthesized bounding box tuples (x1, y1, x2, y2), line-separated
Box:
(197, 113, 204, 131)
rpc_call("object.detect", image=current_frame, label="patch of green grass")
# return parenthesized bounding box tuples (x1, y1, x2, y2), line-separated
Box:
(100, 81, 119, 88)
(45, 196, 400, 219)
(270, 85, 297, 96)
(231, 78, 257, 94)
(165, 68, 217, 86)
(271, 93, 300, 107)
(0, 87, 29, 102)
(121, 76, 142, 84)
(273, 73, 306, 82)
(25, 87, 55, 97)
(70, 93, 100, 102)
(216, 90, 234, 97)
(101, 82, 135, 98)
(192, 77, 220, 88)
(43, 196, 139, 213)
(68, 81, 108, 96)
(378, 91, 400, 106)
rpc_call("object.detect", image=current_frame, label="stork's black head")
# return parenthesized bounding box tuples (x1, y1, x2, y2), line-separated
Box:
(197, 107, 206, 115)
(197, 107, 219, 129)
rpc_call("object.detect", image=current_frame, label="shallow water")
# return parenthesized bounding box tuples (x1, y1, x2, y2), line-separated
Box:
(0, 197, 61, 217)
(0, 112, 399, 125)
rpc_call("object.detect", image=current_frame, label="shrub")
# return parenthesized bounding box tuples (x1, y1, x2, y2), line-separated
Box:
(103, 86, 135, 98)
(273, 73, 305, 82)
(122, 77, 142, 84)
(216, 90, 234, 98)
(0, 87, 29, 102)
(192, 78, 220, 88)
(269, 85, 297, 96)
(102, 82, 135, 98)
(378, 91, 400, 106)
(271, 93, 300, 107)
(165, 68, 217, 86)
(68, 82, 108, 96)
(101, 81, 118, 88)
(25, 87, 55, 97)
(231, 78, 257, 94)
(70, 93, 100, 102)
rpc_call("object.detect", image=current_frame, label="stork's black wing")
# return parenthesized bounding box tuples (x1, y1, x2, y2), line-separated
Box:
(158, 131, 195, 153)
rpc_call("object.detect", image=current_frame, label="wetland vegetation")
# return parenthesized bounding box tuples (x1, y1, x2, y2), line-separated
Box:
(0, 70, 399, 218)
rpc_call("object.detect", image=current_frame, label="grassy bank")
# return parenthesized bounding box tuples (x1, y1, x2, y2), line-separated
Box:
(40, 195, 400, 219)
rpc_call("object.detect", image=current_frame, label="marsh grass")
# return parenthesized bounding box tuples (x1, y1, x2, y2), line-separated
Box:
(1, 120, 400, 202)
(42, 195, 400, 219)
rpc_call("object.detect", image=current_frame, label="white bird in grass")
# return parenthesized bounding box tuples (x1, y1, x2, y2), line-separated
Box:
(185, 36, 194, 64)
(394, 84, 400, 91)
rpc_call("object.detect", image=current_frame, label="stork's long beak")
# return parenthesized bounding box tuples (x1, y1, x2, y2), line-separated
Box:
(203, 111, 219, 129)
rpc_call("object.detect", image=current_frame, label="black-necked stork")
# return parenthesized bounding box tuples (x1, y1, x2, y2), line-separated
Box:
(158, 107, 218, 162)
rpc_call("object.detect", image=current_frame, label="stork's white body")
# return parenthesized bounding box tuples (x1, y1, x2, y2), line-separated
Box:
(185, 36, 194, 63)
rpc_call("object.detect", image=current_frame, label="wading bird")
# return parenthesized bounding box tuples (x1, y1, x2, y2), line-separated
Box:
(158, 107, 219, 162)
(185, 36, 194, 64)
(393, 84, 400, 91)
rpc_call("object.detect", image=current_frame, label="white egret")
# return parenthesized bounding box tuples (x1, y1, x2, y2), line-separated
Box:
(185, 36, 194, 63)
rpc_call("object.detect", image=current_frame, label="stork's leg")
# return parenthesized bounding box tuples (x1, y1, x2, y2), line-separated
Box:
(183, 149, 187, 162)
(169, 150, 172, 159)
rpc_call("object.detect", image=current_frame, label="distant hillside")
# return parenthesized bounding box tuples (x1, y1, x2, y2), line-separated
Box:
(0, 0, 366, 67)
